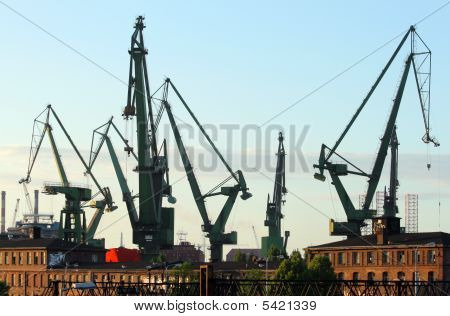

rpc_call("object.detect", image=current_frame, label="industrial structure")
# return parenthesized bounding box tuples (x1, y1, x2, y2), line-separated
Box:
(261, 132, 289, 258)
(18, 105, 116, 247)
(405, 194, 419, 233)
(313, 26, 439, 237)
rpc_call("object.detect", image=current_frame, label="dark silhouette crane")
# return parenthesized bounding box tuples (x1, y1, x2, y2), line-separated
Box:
(313, 26, 439, 237)
(261, 132, 289, 257)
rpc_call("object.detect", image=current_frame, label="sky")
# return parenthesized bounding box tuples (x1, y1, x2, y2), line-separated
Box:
(0, 0, 449, 260)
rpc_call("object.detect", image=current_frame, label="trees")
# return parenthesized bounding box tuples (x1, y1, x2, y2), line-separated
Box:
(267, 246, 282, 262)
(306, 255, 336, 281)
(275, 250, 307, 280)
(275, 251, 336, 281)
(0, 281, 10, 296)
(244, 268, 264, 280)
(233, 250, 247, 263)
(173, 262, 195, 282)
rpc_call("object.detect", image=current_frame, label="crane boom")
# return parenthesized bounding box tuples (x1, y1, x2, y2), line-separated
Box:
(313, 26, 439, 237)
(160, 78, 251, 262)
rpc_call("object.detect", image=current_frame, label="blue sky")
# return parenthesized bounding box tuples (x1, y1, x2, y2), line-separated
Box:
(0, 1, 449, 259)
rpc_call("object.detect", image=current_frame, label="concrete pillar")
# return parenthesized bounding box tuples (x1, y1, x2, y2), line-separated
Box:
(1, 191, 5, 233)
(34, 190, 39, 224)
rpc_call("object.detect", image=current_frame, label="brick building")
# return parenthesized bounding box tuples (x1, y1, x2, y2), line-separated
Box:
(0, 238, 274, 296)
(161, 241, 205, 262)
(0, 238, 106, 295)
(305, 231, 450, 282)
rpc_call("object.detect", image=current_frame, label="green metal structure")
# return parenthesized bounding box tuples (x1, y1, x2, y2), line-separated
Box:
(121, 16, 174, 260)
(153, 78, 252, 262)
(20, 105, 116, 246)
(261, 132, 289, 258)
(313, 26, 439, 237)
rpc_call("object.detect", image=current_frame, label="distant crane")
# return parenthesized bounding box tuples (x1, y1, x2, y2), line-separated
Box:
(261, 132, 289, 257)
(11, 198, 20, 227)
(313, 26, 439, 237)
(252, 225, 259, 249)
(20, 105, 116, 245)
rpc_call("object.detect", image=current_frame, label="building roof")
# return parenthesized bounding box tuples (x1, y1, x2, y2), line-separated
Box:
(0, 238, 105, 251)
(308, 232, 450, 249)
(226, 248, 261, 260)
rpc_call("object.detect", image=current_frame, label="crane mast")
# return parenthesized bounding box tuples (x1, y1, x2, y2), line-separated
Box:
(313, 26, 439, 237)
(122, 16, 174, 260)
(261, 132, 289, 257)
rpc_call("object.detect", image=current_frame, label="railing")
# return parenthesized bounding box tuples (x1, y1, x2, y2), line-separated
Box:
(42, 280, 450, 296)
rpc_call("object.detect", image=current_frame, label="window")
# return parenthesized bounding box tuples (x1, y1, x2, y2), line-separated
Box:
(382, 272, 389, 282)
(397, 272, 405, 281)
(352, 252, 360, 265)
(367, 272, 375, 281)
(396, 251, 405, 265)
(33, 252, 38, 265)
(413, 250, 421, 264)
(338, 252, 344, 265)
(27, 252, 31, 265)
(337, 272, 344, 280)
(427, 250, 436, 264)
(352, 272, 359, 283)
(11, 274, 15, 286)
(33, 274, 37, 287)
(5, 252, 9, 264)
(40, 252, 45, 265)
(19, 252, 23, 265)
(382, 251, 390, 264)
(428, 271, 435, 282)
(412, 272, 419, 282)
(12, 253, 16, 265)
(367, 252, 374, 264)
(18, 274, 22, 286)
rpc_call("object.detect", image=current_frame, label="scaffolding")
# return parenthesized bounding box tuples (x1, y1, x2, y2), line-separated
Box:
(376, 191, 385, 216)
(405, 194, 418, 233)
(359, 194, 372, 235)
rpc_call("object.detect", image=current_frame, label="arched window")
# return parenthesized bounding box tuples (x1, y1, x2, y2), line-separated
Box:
(337, 272, 344, 280)
(397, 271, 405, 281)
(352, 272, 359, 283)
(428, 271, 435, 282)
(367, 272, 375, 281)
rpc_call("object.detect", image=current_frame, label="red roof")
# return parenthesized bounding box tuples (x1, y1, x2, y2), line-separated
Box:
(106, 247, 141, 263)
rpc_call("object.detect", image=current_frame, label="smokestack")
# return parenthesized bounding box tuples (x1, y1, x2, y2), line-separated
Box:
(34, 190, 39, 224)
(1, 191, 5, 233)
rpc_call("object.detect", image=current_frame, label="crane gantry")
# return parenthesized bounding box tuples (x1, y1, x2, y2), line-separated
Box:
(313, 26, 439, 237)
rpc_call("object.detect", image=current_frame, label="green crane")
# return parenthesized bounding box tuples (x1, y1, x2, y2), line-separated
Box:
(121, 16, 174, 260)
(20, 105, 116, 246)
(156, 78, 252, 262)
(261, 132, 289, 258)
(87, 117, 145, 235)
(313, 26, 439, 237)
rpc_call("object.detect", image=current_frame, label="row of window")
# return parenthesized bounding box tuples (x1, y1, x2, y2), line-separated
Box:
(337, 271, 435, 282)
(330, 249, 436, 266)
(0, 251, 46, 265)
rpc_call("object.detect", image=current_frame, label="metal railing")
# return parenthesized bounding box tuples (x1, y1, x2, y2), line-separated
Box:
(42, 279, 450, 296)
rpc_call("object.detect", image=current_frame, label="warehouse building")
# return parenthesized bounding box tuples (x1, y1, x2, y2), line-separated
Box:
(305, 230, 450, 282)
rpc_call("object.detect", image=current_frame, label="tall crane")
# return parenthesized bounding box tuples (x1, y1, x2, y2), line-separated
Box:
(313, 26, 439, 237)
(261, 132, 289, 257)
(121, 16, 174, 260)
(19, 105, 116, 245)
(11, 198, 20, 227)
(157, 78, 252, 262)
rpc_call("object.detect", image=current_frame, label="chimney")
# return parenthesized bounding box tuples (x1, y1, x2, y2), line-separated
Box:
(34, 190, 39, 224)
(374, 220, 386, 245)
(1, 191, 5, 233)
